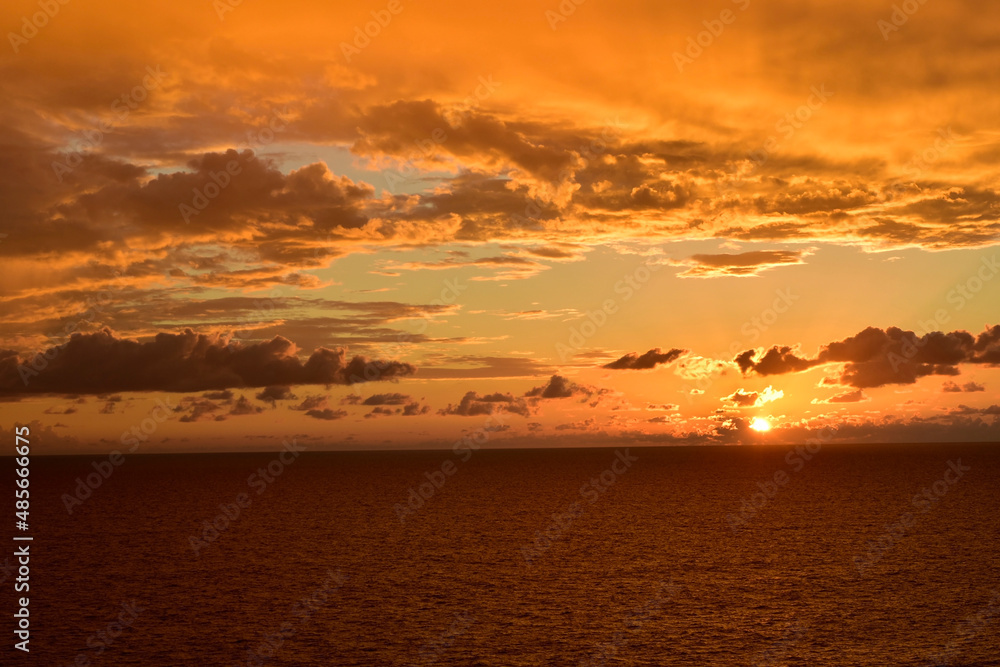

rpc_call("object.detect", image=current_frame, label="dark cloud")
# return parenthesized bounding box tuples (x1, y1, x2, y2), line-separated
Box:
(722, 386, 783, 408)
(813, 389, 869, 404)
(416, 355, 552, 380)
(365, 400, 429, 418)
(202, 389, 234, 401)
(723, 390, 759, 408)
(736, 325, 1000, 388)
(354, 100, 579, 183)
(942, 381, 986, 393)
(735, 346, 817, 375)
(673, 250, 810, 278)
(255, 385, 298, 404)
(176, 398, 223, 422)
(603, 348, 685, 370)
(525, 374, 589, 399)
(292, 395, 328, 411)
(0, 328, 415, 395)
(555, 418, 598, 431)
(43, 405, 77, 415)
(439, 391, 531, 417)
(517, 245, 583, 260)
(0, 420, 79, 453)
(362, 393, 410, 406)
(304, 408, 348, 421)
(229, 396, 265, 417)
(949, 405, 1000, 416)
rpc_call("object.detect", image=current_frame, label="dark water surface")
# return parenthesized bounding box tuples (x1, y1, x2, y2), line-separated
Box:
(8, 442, 1000, 665)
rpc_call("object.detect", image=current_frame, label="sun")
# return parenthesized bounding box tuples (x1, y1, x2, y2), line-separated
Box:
(750, 417, 772, 432)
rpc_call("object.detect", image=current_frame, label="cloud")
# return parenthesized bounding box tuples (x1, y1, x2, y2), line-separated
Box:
(415, 355, 552, 380)
(0, 420, 79, 454)
(402, 402, 430, 416)
(362, 393, 410, 405)
(364, 400, 429, 418)
(229, 396, 265, 417)
(305, 408, 348, 421)
(255, 385, 298, 404)
(377, 254, 547, 281)
(292, 395, 328, 411)
(524, 374, 597, 399)
(555, 418, 598, 431)
(365, 406, 397, 419)
(736, 325, 1000, 388)
(812, 389, 870, 404)
(603, 348, 685, 370)
(673, 250, 811, 278)
(722, 385, 784, 408)
(439, 391, 531, 417)
(735, 346, 817, 376)
(43, 405, 77, 415)
(948, 404, 1000, 416)
(0, 328, 415, 394)
(942, 381, 986, 393)
(673, 354, 732, 380)
(176, 398, 223, 422)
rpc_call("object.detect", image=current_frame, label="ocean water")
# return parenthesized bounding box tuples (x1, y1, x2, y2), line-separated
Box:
(11, 442, 1000, 666)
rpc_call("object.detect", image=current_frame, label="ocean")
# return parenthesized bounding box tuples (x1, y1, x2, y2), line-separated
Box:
(12, 442, 1000, 665)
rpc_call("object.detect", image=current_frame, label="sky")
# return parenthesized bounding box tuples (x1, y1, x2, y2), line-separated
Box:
(1, 0, 999, 453)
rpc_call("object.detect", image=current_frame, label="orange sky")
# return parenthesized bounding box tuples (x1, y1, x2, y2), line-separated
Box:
(1, 0, 999, 453)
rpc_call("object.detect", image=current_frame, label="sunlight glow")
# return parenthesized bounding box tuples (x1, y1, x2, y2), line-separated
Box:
(750, 417, 772, 432)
